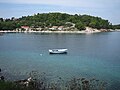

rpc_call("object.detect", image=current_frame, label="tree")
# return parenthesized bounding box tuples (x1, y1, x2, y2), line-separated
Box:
(0, 12, 113, 31)
(75, 22, 85, 30)
(0, 18, 3, 22)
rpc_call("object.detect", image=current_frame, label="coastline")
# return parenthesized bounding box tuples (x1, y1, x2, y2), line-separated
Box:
(115, 29, 120, 32)
(1, 27, 118, 34)
(0, 30, 101, 34)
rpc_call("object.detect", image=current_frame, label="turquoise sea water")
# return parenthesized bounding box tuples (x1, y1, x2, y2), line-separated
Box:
(0, 32, 120, 89)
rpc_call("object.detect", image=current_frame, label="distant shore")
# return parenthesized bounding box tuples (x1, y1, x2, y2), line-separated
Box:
(0, 30, 101, 34)
(0, 28, 118, 34)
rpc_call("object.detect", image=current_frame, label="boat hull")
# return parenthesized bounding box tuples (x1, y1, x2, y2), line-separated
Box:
(49, 52, 67, 54)
(49, 49, 68, 54)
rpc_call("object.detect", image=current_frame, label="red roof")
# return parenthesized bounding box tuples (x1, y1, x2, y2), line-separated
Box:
(21, 26, 29, 29)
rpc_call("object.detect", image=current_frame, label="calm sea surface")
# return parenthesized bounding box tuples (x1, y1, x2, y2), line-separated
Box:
(0, 32, 120, 89)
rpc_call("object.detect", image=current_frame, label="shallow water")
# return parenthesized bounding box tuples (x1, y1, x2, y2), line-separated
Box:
(0, 32, 120, 90)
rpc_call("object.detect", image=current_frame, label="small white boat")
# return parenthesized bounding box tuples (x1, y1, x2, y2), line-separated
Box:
(49, 49, 68, 54)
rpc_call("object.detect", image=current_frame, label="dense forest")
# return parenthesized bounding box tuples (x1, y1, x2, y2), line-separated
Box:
(0, 13, 119, 30)
(112, 24, 120, 29)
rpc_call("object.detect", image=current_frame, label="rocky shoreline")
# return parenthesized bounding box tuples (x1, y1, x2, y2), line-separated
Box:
(0, 27, 116, 34)
(0, 30, 101, 34)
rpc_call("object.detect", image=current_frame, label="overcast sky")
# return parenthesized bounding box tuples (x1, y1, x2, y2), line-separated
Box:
(0, 0, 120, 24)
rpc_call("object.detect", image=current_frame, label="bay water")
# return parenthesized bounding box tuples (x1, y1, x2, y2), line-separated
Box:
(0, 32, 120, 90)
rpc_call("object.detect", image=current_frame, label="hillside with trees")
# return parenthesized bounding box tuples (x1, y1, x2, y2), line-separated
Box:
(0, 13, 118, 30)
(112, 24, 120, 29)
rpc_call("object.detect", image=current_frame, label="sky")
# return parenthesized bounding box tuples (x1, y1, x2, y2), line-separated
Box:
(0, 0, 120, 24)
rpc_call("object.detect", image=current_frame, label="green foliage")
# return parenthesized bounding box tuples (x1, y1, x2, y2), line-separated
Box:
(0, 81, 21, 90)
(75, 22, 85, 30)
(0, 12, 114, 30)
(112, 24, 120, 29)
(0, 81, 34, 90)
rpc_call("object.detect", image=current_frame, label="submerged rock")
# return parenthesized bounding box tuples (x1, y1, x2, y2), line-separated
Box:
(0, 76, 5, 81)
